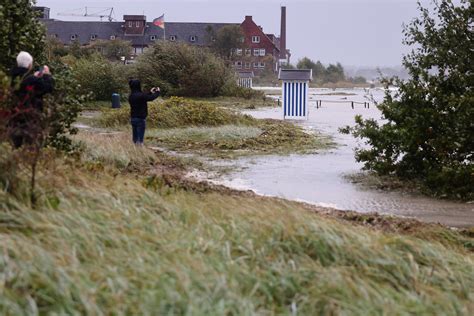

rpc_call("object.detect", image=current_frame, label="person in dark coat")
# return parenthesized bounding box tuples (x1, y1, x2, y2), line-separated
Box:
(8, 51, 55, 148)
(128, 79, 160, 145)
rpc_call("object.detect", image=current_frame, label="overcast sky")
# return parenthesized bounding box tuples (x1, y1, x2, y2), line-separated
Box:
(36, 0, 429, 67)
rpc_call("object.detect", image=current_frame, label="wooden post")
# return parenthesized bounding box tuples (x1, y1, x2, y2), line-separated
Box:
(351, 101, 354, 109)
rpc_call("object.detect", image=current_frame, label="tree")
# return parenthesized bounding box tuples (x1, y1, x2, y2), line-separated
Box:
(341, 0, 473, 199)
(297, 57, 345, 84)
(325, 63, 345, 83)
(210, 25, 245, 60)
(0, 0, 45, 70)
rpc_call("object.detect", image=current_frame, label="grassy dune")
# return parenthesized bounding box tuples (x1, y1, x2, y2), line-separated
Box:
(1, 133, 473, 314)
(97, 97, 333, 158)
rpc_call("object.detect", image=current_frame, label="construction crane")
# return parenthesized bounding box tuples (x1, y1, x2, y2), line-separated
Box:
(57, 7, 116, 22)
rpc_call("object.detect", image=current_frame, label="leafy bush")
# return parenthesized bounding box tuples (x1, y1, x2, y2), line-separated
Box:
(135, 42, 236, 97)
(0, 0, 45, 70)
(100, 97, 256, 128)
(342, 0, 473, 199)
(72, 54, 128, 101)
(221, 82, 264, 99)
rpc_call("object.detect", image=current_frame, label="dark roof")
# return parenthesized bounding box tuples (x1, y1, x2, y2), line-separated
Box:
(237, 71, 254, 78)
(278, 69, 313, 81)
(42, 20, 235, 46)
(166, 22, 236, 46)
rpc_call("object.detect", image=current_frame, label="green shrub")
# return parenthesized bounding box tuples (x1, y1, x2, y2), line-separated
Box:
(100, 97, 256, 128)
(135, 42, 236, 97)
(221, 82, 264, 99)
(341, 0, 473, 200)
(72, 54, 128, 101)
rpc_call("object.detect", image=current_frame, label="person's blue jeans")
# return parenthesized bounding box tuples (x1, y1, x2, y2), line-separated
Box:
(131, 118, 146, 144)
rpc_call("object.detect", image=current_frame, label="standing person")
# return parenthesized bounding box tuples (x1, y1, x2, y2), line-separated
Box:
(128, 79, 160, 145)
(9, 51, 54, 148)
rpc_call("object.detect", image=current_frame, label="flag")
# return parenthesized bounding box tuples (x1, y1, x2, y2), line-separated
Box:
(153, 14, 165, 29)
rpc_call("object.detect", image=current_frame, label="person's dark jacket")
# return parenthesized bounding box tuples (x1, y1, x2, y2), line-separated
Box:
(128, 80, 160, 119)
(10, 66, 55, 112)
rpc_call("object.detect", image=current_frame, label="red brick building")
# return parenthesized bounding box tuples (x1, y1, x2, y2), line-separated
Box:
(232, 16, 281, 74)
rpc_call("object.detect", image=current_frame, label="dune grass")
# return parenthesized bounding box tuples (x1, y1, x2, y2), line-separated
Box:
(96, 96, 333, 159)
(99, 97, 256, 129)
(146, 121, 333, 158)
(0, 132, 473, 314)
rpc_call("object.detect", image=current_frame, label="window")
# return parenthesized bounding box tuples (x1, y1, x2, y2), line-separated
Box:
(235, 61, 242, 69)
(150, 35, 157, 41)
(259, 62, 266, 68)
(245, 62, 251, 69)
(239, 37, 245, 43)
(70, 34, 77, 41)
(189, 35, 197, 42)
(110, 35, 116, 40)
(136, 21, 140, 27)
(245, 49, 251, 56)
(128, 21, 133, 27)
(211, 37, 216, 42)
(253, 49, 259, 56)
(251, 36, 260, 43)
(236, 48, 243, 56)
(90, 34, 98, 41)
(169, 35, 177, 41)
(259, 49, 266, 56)
(253, 62, 259, 68)
(134, 47, 144, 54)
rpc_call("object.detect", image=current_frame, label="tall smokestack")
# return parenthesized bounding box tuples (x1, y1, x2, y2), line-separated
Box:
(280, 6, 287, 60)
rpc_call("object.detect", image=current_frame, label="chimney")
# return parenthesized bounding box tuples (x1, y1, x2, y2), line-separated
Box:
(245, 16, 253, 22)
(280, 6, 287, 60)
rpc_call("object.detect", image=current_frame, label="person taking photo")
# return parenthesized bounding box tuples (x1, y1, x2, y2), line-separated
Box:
(128, 79, 160, 145)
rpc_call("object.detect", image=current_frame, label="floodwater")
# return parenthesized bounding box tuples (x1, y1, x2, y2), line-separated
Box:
(213, 88, 474, 228)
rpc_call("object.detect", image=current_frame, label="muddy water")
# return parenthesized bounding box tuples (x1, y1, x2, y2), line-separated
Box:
(215, 88, 474, 228)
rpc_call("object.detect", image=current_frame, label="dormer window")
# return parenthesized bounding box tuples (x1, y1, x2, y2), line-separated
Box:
(90, 34, 98, 41)
(150, 35, 157, 41)
(110, 35, 116, 40)
(189, 35, 197, 42)
(252, 36, 260, 43)
(70, 34, 77, 41)
(169, 35, 177, 41)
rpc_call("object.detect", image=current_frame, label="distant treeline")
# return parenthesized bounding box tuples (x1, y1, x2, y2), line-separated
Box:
(284, 57, 367, 85)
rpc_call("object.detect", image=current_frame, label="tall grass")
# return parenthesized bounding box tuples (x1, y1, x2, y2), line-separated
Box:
(0, 133, 473, 314)
(100, 97, 256, 128)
